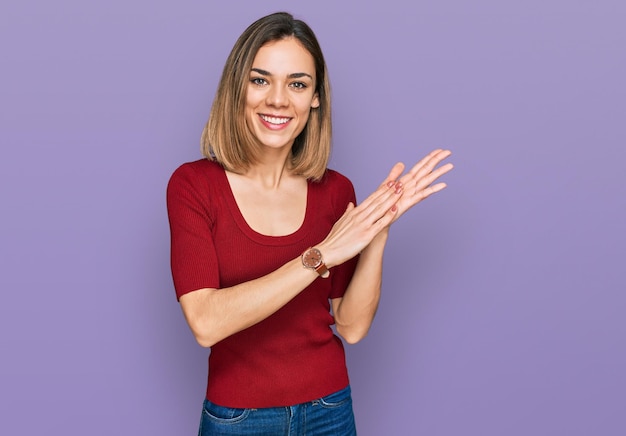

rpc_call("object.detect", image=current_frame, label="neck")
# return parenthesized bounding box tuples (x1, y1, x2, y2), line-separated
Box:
(244, 150, 293, 190)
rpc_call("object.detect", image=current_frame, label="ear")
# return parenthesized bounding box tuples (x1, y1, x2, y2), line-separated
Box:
(311, 92, 320, 109)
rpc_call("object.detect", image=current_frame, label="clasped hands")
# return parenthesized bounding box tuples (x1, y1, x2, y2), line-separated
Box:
(318, 149, 454, 268)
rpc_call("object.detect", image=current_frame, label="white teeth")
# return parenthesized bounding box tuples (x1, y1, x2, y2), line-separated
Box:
(260, 115, 290, 125)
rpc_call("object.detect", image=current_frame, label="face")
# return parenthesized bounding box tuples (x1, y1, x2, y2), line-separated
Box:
(245, 37, 320, 152)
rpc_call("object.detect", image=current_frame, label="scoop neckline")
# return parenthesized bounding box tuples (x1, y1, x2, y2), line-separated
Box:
(218, 166, 313, 246)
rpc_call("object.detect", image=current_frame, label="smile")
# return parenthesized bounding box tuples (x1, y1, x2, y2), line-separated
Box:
(259, 114, 292, 125)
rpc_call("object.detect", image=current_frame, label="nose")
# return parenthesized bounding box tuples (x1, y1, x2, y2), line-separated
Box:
(266, 84, 288, 108)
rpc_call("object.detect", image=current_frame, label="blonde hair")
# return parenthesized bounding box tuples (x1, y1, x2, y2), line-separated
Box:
(201, 12, 332, 181)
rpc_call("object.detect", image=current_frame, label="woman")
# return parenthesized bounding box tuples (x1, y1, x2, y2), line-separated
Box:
(167, 11, 453, 435)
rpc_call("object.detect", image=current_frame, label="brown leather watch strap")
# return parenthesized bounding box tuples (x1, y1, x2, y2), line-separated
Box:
(315, 263, 329, 278)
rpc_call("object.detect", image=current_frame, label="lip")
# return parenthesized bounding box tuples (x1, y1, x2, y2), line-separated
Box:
(258, 113, 292, 130)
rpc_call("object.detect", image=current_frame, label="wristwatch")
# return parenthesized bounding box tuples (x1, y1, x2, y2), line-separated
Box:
(301, 247, 329, 278)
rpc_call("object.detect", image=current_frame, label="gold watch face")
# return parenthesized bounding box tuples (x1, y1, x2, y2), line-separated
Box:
(303, 248, 322, 268)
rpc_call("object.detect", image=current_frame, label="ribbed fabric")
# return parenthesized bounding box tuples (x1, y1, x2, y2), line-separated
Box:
(166, 159, 358, 408)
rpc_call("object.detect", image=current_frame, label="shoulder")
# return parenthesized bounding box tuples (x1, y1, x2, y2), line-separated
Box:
(318, 168, 354, 191)
(169, 158, 223, 182)
(166, 159, 227, 216)
(168, 159, 224, 192)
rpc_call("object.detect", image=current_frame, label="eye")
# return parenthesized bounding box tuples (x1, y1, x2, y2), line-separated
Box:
(290, 81, 308, 90)
(250, 77, 268, 86)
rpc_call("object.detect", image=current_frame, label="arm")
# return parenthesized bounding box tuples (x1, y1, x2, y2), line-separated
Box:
(330, 229, 388, 344)
(327, 149, 454, 344)
(179, 257, 319, 348)
(169, 164, 404, 348)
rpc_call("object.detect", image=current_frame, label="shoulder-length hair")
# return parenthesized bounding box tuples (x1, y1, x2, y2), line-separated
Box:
(201, 12, 332, 181)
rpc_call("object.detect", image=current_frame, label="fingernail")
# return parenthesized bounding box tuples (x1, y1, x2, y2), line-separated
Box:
(394, 184, 403, 194)
(391, 205, 397, 212)
(387, 181, 395, 188)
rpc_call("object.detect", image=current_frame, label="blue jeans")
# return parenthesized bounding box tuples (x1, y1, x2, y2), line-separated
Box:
(198, 385, 357, 435)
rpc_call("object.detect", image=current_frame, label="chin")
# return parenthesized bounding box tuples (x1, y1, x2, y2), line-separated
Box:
(255, 134, 296, 151)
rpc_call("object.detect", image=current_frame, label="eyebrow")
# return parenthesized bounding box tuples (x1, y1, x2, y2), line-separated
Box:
(250, 68, 313, 80)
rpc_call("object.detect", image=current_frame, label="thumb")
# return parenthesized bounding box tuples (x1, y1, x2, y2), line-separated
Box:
(383, 162, 405, 187)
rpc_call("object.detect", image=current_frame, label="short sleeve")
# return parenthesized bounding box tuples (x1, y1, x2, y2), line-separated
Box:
(326, 171, 359, 299)
(166, 163, 220, 300)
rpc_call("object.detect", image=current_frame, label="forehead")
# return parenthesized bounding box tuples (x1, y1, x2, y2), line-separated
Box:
(252, 37, 315, 76)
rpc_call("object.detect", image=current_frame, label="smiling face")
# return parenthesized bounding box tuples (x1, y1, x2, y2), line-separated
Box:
(245, 37, 320, 153)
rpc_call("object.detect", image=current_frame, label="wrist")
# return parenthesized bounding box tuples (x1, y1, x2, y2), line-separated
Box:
(372, 228, 390, 244)
(314, 241, 337, 270)
(301, 247, 330, 278)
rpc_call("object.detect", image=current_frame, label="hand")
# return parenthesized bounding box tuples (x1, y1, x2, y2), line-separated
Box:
(381, 149, 453, 224)
(318, 149, 453, 268)
(318, 172, 406, 268)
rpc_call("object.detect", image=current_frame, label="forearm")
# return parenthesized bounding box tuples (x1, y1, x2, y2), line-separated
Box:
(180, 256, 318, 347)
(333, 229, 389, 343)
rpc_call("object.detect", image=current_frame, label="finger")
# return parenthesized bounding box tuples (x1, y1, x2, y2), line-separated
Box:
(371, 199, 401, 230)
(359, 161, 407, 211)
(380, 162, 405, 188)
(357, 184, 402, 223)
(415, 149, 452, 178)
(414, 162, 454, 192)
(349, 172, 405, 224)
(416, 182, 448, 200)
(408, 149, 444, 175)
(396, 150, 440, 186)
(358, 175, 402, 211)
(362, 186, 402, 224)
(402, 149, 451, 183)
(400, 150, 452, 188)
(397, 183, 448, 214)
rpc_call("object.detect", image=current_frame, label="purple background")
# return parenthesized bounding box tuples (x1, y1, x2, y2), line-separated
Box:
(1, 1, 625, 434)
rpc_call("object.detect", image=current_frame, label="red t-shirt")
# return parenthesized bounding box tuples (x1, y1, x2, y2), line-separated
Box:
(166, 159, 358, 408)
